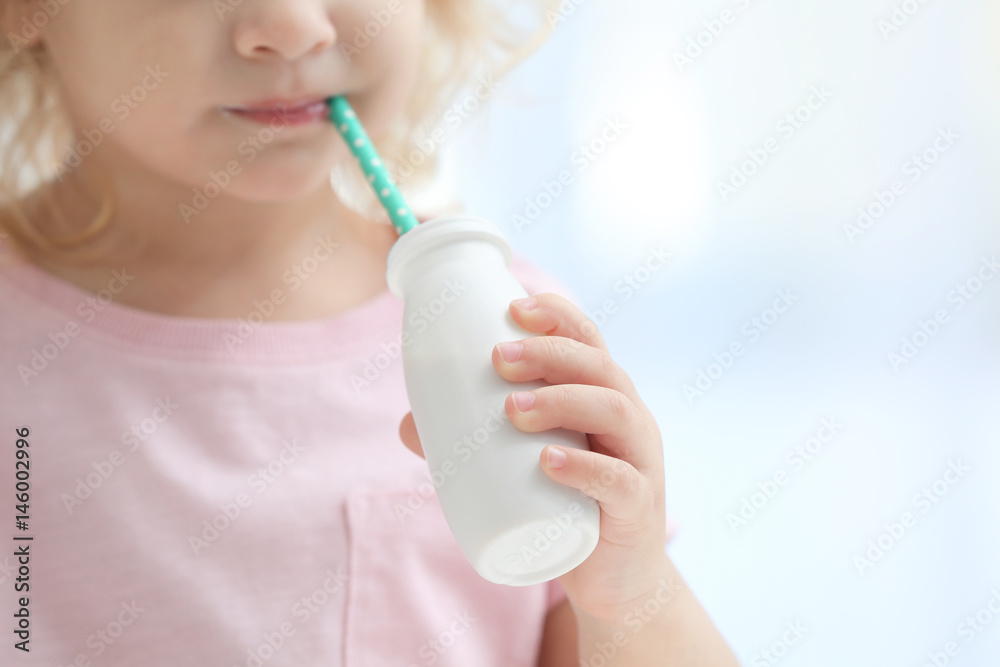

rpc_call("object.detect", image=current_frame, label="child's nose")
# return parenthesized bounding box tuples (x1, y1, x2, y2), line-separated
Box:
(229, 1, 337, 62)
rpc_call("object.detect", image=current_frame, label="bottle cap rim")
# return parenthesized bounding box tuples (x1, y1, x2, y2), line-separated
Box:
(386, 216, 512, 298)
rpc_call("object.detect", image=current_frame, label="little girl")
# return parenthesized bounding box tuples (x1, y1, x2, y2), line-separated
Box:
(0, 1, 738, 664)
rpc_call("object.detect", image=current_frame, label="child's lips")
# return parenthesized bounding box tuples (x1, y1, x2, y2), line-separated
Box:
(220, 98, 331, 125)
(225, 95, 329, 113)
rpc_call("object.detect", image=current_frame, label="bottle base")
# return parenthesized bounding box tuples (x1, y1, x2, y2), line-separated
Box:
(475, 510, 600, 587)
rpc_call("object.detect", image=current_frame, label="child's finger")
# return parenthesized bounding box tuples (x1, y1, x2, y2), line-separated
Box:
(398, 412, 425, 459)
(539, 445, 653, 526)
(492, 334, 640, 408)
(506, 384, 658, 474)
(509, 293, 611, 354)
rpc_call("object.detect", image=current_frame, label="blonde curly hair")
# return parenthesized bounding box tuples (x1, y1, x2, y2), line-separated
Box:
(0, 0, 558, 264)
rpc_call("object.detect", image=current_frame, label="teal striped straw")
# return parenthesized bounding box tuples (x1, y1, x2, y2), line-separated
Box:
(327, 96, 420, 236)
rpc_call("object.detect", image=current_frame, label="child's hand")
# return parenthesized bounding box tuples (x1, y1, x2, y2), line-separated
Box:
(399, 292, 671, 625)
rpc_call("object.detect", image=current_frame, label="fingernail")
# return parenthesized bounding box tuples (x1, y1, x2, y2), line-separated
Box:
(547, 446, 567, 469)
(497, 341, 522, 364)
(512, 390, 535, 412)
(512, 297, 537, 311)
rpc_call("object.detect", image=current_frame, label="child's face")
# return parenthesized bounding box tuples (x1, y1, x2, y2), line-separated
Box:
(27, 0, 425, 205)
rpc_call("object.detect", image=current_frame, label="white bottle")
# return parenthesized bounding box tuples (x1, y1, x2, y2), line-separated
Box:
(386, 216, 600, 586)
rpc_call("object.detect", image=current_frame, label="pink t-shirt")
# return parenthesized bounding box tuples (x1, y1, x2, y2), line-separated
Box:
(0, 233, 574, 666)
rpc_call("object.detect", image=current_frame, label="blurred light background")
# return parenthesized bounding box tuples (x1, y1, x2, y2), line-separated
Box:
(433, 0, 1000, 664)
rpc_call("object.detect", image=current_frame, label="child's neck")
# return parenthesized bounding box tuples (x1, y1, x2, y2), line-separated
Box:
(6, 180, 399, 321)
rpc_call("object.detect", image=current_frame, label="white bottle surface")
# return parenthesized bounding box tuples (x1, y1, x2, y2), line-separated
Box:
(386, 216, 600, 586)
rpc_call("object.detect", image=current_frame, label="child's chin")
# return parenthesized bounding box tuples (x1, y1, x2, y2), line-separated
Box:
(227, 174, 333, 204)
